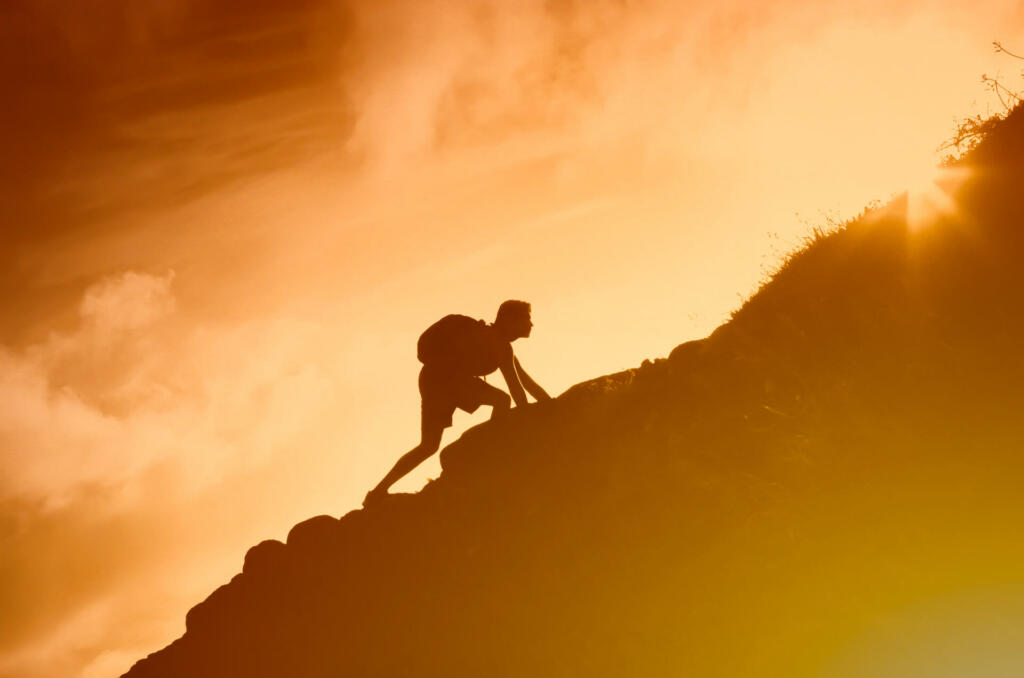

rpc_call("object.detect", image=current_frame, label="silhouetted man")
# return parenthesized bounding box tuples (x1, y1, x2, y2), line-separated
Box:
(364, 300, 550, 506)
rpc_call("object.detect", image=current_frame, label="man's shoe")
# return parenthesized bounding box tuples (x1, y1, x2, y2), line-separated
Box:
(363, 488, 388, 508)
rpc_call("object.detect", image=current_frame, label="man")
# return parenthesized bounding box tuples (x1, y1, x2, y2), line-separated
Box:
(364, 300, 550, 506)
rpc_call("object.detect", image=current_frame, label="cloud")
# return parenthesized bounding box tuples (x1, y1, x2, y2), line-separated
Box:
(0, 269, 347, 676)
(1, 0, 692, 225)
(1, 271, 176, 509)
(0, 0, 992, 240)
(0, 0, 659, 341)
(0, 0, 353, 241)
(79, 270, 176, 339)
(0, 270, 341, 510)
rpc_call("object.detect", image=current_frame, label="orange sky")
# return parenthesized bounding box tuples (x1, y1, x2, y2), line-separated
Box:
(2, 2, 1023, 676)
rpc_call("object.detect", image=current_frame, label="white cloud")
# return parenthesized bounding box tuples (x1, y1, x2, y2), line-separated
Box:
(0, 270, 339, 510)
(0, 269, 348, 678)
(79, 270, 176, 336)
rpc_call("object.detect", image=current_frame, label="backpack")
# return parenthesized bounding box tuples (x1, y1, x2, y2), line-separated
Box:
(417, 314, 498, 376)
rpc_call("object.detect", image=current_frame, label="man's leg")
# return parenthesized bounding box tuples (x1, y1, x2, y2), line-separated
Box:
(365, 421, 445, 502)
(478, 382, 512, 420)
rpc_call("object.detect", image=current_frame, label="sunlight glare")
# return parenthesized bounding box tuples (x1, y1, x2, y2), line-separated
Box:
(825, 588, 1024, 678)
(904, 163, 972, 232)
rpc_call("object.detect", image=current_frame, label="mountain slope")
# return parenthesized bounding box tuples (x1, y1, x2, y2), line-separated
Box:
(125, 105, 1024, 677)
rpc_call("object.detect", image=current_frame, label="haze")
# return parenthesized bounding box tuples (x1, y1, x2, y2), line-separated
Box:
(1, 1, 1021, 676)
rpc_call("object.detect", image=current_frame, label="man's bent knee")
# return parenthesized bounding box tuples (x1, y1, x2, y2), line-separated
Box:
(486, 392, 511, 421)
(492, 391, 511, 410)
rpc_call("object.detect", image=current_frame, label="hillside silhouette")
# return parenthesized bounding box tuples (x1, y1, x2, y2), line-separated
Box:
(125, 104, 1024, 677)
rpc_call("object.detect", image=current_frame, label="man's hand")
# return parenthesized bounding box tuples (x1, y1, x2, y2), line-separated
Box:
(514, 357, 550, 402)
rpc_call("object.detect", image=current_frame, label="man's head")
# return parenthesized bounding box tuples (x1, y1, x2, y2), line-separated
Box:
(494, 300, 533, 340)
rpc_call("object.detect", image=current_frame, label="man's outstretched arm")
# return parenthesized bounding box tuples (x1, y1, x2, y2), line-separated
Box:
(498, 350, 529, 407)
(513, 357, 551, 401)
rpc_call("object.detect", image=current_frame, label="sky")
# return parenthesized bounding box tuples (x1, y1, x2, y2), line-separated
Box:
(1, 1, 1022, 676)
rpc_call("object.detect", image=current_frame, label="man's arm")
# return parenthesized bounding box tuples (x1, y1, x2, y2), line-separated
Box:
(498, 347, 529, 407)
(513, 357, 551, 401)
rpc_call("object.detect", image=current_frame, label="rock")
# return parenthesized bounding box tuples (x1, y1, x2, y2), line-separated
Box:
(242, 539, 287, 579)
(285, 515, 339, 552)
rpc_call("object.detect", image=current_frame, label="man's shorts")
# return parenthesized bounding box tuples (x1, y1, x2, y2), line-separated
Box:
(419, 366, 501, 429)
